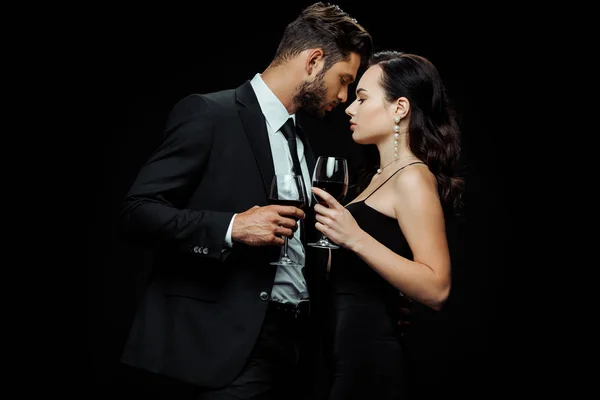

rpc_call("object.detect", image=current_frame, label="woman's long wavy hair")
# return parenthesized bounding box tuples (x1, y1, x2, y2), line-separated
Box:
(354, 51, 464, 212)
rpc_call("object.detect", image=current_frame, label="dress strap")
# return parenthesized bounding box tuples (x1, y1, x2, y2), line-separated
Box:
(363, 161, 425, 201)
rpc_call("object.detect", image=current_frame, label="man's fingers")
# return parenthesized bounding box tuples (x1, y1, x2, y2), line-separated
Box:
(275, 226, 294, 239)
(271, 235, 285, 246)
(276, 206, 305, 220)
(277, 217, 298, 231)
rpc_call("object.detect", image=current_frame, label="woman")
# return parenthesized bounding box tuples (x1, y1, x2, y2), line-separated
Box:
(312, 51, 463, 399)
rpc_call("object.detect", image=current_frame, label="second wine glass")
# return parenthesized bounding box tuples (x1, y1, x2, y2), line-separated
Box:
(308, 156, 349, 249)
(268, 174, 307, 266)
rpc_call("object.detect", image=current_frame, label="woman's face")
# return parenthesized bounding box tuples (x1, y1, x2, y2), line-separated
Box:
(345, 65, 396, 145)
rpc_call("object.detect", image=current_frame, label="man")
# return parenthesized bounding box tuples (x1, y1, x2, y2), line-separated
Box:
(117, 3, 373, 399)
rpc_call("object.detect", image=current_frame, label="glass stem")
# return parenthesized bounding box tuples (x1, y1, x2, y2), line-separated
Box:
(283, 237, 290, 258)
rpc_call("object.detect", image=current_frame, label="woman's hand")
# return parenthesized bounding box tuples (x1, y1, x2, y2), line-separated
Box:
(312, 187, 364, 251)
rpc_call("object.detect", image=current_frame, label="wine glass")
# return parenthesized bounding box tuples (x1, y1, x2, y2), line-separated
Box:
(308, 156, 349, 249)
(268, 174, 307, 266)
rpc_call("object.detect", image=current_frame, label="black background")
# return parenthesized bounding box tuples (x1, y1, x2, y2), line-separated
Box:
(89, 1, 526, 396)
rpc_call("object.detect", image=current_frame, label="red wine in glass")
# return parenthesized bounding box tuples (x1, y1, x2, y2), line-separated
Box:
(311, 181, 348, 205)
(269, 198, 306, 210)
(308, 156, 349, 249)
(268, 198, 306, 223)
(268, 174, 307, 266)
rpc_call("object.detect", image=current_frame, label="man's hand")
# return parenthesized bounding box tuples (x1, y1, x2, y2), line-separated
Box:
(232, 205, 305, 247)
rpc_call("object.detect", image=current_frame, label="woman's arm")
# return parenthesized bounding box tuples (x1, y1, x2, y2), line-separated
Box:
(312, 167, 451, 311)
(350, 168, 451, 310)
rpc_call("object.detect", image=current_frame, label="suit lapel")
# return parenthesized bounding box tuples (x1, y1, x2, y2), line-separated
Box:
(236, 82, 318, 245)
(236, 81, 323, 296)
(236, 81, 315, 199)
(236, 81, 275, 197)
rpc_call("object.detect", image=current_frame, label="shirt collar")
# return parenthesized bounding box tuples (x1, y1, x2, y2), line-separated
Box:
(250, 73, 295, 134)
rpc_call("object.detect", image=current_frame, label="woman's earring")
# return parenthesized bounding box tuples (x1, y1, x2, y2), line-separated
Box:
(393, 116, 400, 159)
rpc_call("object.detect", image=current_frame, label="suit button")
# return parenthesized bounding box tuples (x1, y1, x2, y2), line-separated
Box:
(193, 246, 199, 253)
(259, 291, 269, 301)
(202, 247, 209, 254)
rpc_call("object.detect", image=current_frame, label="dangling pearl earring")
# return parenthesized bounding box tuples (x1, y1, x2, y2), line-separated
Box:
(393, 116, 400, 159)
(376, 116, 402, 174)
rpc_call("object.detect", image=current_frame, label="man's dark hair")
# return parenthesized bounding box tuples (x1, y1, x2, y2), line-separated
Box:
(273, 2, 373, 71)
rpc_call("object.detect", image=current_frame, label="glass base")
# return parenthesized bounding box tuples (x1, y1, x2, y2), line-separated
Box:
(270, 257, 299, 266)
(308, 239, 340, 249)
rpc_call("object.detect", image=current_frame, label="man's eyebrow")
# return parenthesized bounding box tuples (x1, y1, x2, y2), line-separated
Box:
(343, 74, 356, 83)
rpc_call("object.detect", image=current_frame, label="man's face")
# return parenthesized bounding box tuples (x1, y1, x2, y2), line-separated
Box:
(293, 52, 361, 118)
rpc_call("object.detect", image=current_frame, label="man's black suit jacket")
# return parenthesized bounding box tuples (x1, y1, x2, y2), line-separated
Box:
(119, 80, 328, 388)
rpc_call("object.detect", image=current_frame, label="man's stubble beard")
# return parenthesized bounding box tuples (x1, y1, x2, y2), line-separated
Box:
(292, 69, 332, 119)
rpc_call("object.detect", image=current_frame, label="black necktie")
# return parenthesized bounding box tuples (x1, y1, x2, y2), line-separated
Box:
(280, 118, 304, 178)
(280, 118, 308, 244)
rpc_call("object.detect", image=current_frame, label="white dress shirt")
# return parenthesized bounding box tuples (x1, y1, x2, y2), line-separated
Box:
(224, 73, 311, 304)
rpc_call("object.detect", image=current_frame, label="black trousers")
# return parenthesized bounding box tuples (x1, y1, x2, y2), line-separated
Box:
(115, 302, 316, 400)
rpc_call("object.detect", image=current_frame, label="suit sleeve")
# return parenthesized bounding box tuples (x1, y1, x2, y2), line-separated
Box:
(119, 94, 233, 260)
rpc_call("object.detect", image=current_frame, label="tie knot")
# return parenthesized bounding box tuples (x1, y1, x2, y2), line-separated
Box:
(280, 118, 296, 140)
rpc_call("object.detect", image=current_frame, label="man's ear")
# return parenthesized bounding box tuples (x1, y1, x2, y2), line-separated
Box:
(305, 48, 325, 76)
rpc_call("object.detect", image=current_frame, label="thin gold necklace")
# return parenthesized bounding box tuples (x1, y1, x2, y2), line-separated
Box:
(376, 156, 415, 174)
